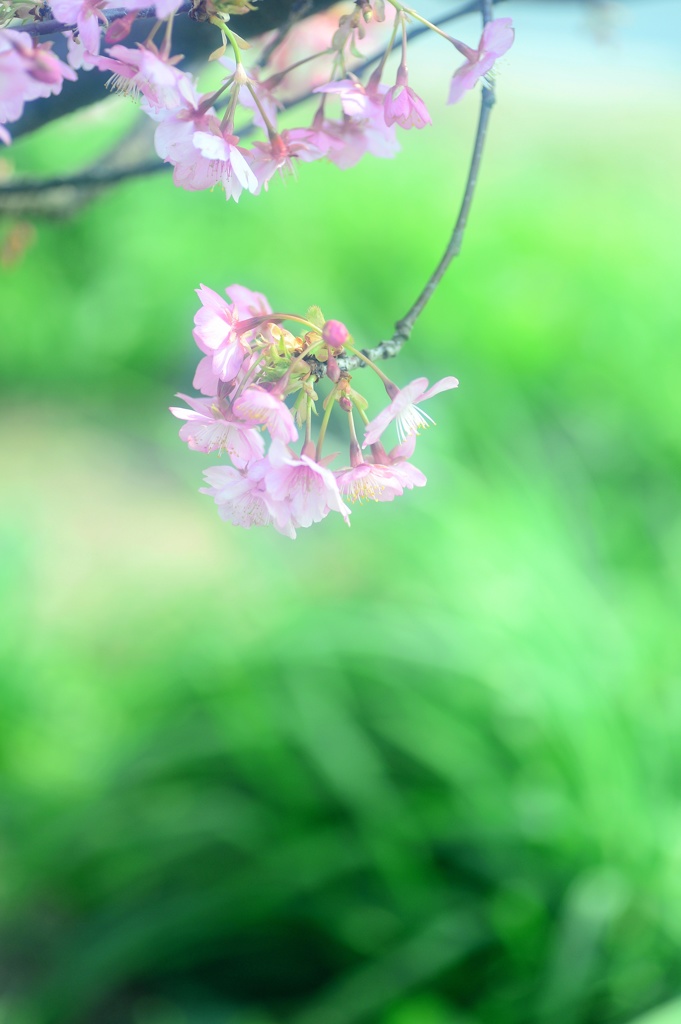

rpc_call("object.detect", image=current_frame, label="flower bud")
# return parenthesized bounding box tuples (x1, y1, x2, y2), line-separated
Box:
(322, 319, 349, 349)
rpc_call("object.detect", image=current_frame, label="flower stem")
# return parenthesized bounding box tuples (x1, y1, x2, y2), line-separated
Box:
(315, 388, 338, 461)
(345, 344, 393, 386)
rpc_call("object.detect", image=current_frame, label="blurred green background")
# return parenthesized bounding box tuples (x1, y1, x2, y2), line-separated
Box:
(1, 3, 681, 1022)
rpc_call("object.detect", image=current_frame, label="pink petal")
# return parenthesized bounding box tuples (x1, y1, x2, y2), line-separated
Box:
(480, 18, 515, 59)
(419, 376, 460, 401)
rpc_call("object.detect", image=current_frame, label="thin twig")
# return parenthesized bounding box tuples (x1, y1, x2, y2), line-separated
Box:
(380, 0, 496, 356)
(391, 104, 494, 343)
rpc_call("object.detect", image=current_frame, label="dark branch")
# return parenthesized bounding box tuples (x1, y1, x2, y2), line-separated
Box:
(22, 1, 191, 36)
(0, 0, 486, 208)
(341, 0, 498, 370)
(7, 0, 339, 138)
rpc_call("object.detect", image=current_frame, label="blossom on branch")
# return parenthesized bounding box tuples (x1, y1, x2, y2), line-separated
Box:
(265, 439, 351, 532)
(192, 128, 257, 200)
(363, 376, 459, 447)
(49, 0, 108, 57)
(192, 284, 258, 381)
(170, 393, 265, 463)
(201, 461, 284, 533)
(174, 282, 457, 537)
(91, 43, 188, 112)
(249, 128, 330, 192)
(447, 17, 515, 105)
(383, 67, 431, 130)
(1, 29, 76, 142)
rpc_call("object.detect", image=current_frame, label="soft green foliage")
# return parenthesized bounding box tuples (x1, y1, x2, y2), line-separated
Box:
(1, 69, 680, 1024)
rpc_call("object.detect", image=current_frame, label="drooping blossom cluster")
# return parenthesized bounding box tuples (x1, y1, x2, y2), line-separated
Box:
(1, 0, 514, 194)
(171, 283, 458, 537)
(0, 27, 76, 144)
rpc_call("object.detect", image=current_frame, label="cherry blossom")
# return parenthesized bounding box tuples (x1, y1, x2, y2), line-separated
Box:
(335, 460, 404, 503)
(91, 43, 189, 112)
(448, 17, 515, 105)
(192, 127, 258, 201)
(336, 430, 426, 503)
(170, 393, 265, 465)
(192, 284, 254, 382)
(1, 29, 76, 141)
(201, 461, 294, 536)
(49, 0, 108, 57)
(265, 439, 351, 531)
(314, 77, 373, 119)
(117, 0, 185, 21)
(225, 285, 272, 321)
(249, 128, 330, 192)
(383, 68, 431, 130)
(363, 376, 459, 447)
(320, 83, 399, 169)
(153, 86, 231, 190)
(368, 435, 427, 492)
(231, 386, 298, 444)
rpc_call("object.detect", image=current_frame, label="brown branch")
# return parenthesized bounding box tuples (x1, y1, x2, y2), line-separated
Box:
(348, 0, 498, 369)
(20, 1, 191, 36)
(0, 1, 479, 209)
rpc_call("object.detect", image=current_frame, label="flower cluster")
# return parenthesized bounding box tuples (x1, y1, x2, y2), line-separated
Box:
(171, 283, 458, 537)
(1, 1, 514, 194)
(0, 27, 76, 144)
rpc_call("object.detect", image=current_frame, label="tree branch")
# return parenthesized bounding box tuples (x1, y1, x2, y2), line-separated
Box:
(20, 1, 192, 37)
(0, 0, 488, 208)
(357, 0, 497, 366)
(315, 0, 498, 374)
(7, 0, 339, 138)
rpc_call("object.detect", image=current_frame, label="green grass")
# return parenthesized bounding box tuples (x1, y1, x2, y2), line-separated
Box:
(0, 57, 680, 1024)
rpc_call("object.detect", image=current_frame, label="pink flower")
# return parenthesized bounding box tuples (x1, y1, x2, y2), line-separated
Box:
(192, 284, 254, 382)
(336, 433, 425, 503)
(320, 83, 399, 169)
(314, 77, 372, 119)
(192, 127, 257, 201)
(64, 31, 95, 71)
(232, 386, 298, 444)
(170, 393, 265, 465)
(335, 461, 404, 503)
(49, 0, 108, 57)
(368, 435, 427, 492)
(118, 0, 184, 20)
(362, 376, 459, 447)
(383, 67, 431, 129)
(264, 439, 351, 531)
(91, 44, 188, 112)
(1, 29, 76, 135)
(225, 284, 271, 320)
(154, 86, 228, 190)
(201, 461, 294, 535)
(249, 128, 328, 192)
(448, 17, 514, 104)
